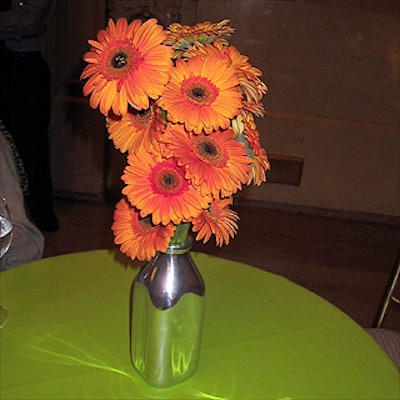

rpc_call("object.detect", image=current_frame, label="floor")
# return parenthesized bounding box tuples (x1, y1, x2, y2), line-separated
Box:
(43, 198, 400, 332)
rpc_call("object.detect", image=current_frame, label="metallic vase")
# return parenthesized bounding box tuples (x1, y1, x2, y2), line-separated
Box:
(130, 234, 206, 387)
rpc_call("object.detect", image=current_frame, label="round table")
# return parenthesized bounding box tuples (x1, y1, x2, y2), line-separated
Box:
(1, 250, 399, 399)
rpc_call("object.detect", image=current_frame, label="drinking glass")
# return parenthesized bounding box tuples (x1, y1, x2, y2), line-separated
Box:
(0, 196, 13, 328)
(0, 197, 13, 258)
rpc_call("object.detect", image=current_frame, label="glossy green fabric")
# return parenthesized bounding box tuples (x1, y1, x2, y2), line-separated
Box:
(1, 250, 399, 399)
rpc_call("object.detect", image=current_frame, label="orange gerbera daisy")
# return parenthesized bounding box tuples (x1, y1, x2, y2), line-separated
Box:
(121, 150, 210, 225)
(242, 115, 270, 185)
(163, 124, 251, 198)
(240, 100, 266, 118)
(112, 197, 176, 261)
(157, 54, 242, 134)
(191, 197, 239, 247)
(106, 104, 165, 154)
(164, 19, 234, 59)
(224, 44, 268, 104)
(81, 18, 173, 115)
(188, 42, 268, 106)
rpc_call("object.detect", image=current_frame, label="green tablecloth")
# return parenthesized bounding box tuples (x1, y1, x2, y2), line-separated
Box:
(1, 250, 399, 399)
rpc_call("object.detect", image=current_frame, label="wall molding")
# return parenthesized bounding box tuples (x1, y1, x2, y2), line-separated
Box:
(234, 198, 400, 226)
(268, 111, 398, 133)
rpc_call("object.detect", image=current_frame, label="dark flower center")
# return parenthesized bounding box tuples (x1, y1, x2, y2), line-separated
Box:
(128, 106, 153, 127)
(151, 161, 188, 196)
(112, 52, 128, 69)
(182, 77, 219, 106)
(102, 40, 141, 80)
(201, 141, 217, 157)
(190, 87, 206, 100)
(194, 135, 227, 167)
(162, 174, 175, 187)
(138, 215, 155, 233)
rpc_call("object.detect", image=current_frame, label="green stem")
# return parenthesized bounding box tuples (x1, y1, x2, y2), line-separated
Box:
(169, 223, 190, 247)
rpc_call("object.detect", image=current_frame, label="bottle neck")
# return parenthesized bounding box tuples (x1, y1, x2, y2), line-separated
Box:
(166, 223, 191, 254)
(165, 234, 192, 255)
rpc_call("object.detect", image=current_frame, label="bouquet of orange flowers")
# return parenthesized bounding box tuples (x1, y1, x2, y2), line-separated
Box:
(81, 18, 269, 261)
